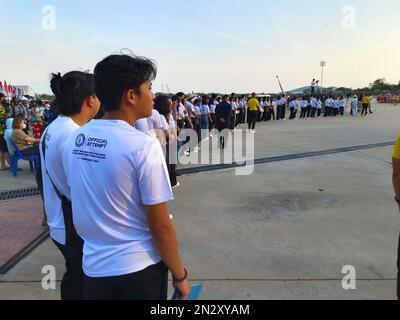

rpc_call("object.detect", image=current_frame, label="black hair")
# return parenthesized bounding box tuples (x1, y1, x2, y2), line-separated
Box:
(94, 53, 157, 112)
(176, 92, 185, 98)
(50, 71, 95, 116)
(171, 95, 178, 103)
(154, 94, 171, 118)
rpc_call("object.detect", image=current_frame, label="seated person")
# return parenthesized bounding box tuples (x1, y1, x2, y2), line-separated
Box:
(11, 116, 40, 156)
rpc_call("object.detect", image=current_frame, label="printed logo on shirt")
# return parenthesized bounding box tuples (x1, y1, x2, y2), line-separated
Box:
(75, 134, 86, 147)
(75, 134, 108, 149)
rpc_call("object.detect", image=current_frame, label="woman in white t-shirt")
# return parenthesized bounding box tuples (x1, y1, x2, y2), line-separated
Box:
(41, 71, 101, 300)
(154, 95, 179, 188)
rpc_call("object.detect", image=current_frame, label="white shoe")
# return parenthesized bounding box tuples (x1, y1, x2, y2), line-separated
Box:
(172, 182, 180, 189)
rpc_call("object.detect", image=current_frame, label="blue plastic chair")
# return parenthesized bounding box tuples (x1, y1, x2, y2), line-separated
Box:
(4, 134, 39, 177)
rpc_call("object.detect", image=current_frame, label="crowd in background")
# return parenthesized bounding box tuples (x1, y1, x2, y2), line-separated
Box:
(0, 90, 374, 174)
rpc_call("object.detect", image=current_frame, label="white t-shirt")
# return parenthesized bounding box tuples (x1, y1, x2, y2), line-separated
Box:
(178, 103, 185, 120)
(40, 116, 80, 245)
(186, 102, 195, 118)
(209, 104, 216, 114)
(160, 114, 169, 131)
(168, 114, 176, 132)
(135, 118, 149, 133)
(63, 119, 174, 277)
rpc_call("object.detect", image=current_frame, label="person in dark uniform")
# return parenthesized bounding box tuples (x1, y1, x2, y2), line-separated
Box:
(215, 95, 231, 149)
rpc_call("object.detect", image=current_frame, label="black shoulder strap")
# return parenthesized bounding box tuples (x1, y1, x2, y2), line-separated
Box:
(41, 126, 64, 201)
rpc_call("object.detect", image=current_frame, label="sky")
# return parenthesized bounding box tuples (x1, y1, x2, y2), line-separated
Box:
(0, 0, 399, 94)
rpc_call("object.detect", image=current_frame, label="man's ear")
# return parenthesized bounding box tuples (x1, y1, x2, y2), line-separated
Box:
(86, 95, 98, 108)
(125, 89, 136, 107)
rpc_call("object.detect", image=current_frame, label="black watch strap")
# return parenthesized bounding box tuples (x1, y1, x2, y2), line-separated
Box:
(172, 269, 188, 283)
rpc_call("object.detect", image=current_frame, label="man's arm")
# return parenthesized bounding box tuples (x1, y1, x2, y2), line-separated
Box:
(144, 203, 191, 299)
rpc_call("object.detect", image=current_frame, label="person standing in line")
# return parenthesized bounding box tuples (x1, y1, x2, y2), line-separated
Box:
(323, 95, 330, 117)
(215, 95, 232, 149)
(361, 93, 371, 117)
(209, 95, 217, 132)
(40, 71, 101, 300)
(333, 96, 340, 117)
(64, 54, 191, 300)
(339, 95, 346, 116)
(238, 96, 246, 124)
(310, 96, 318, 118)
(199, 96, 211, 140)
(317, 96, 322, 118)
(351, 95, 358, 117)
(154, 95, 179, 189)
(247, 92, 259, 133)
(300, 96, 308, 119)
(280, 95, 287, 120)
(263, 97, 270, 122)
(270, 97, 276, 121)
(276, 96, 282, 121)
(305, 96, 312, 119)
(289, 96, 298, 120)
(229, 95, 236, 130)
(257, 97, 264, 122)
(391, 133, 400, 300)
(327, 95, 334, 117)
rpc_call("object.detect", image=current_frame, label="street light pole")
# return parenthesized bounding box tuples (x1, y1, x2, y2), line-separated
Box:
(320, 61, 326, 95)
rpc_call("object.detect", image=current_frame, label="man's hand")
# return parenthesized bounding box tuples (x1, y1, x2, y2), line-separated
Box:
(173, 279, 192, 300)
(219, 118, 225, 123)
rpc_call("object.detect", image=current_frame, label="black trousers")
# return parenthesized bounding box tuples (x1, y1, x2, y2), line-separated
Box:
(217, 122, 229, 149)
(317, 109, 322, 117)
(300, 108, 307, 118)
(270, 108, 275, 121)
(276, 105, 282, 120)
(306, 106, 312, 118)
(166, 144, 177, 187)
(281, 105, 286, 120)
(311, 108, 317, 118)
(340, 107, 345, 116)
(248, 111, 258, 130)
(362, 104, 369, 116)
(289, 108, 297, 120)
(84, 261, 168, 300)
(230, 111, 236, 129)
(53, 239, 84, 300)
(21, 145, 40, 156)
(239, 108, 245, 124)
(262, 109, 269, 121)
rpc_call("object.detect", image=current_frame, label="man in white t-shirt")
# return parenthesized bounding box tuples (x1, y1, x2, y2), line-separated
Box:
(40, 71, 101, 300)
(63, 54, 191, 300)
